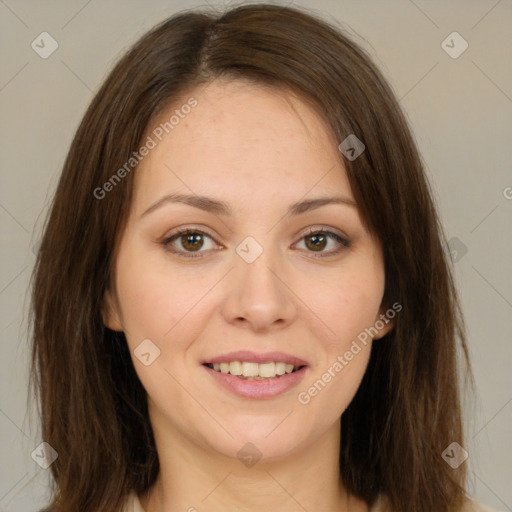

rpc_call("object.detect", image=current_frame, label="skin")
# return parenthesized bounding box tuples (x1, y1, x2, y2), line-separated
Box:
(103, 78, 394, 512)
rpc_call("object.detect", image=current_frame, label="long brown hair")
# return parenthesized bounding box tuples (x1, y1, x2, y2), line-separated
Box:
(29, 3, 473, 511)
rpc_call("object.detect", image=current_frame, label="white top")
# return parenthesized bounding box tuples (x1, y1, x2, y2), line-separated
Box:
(121, 490, 499, 512)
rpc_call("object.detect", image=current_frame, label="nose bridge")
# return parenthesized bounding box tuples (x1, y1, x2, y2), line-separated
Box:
(221, 234, 298, 331)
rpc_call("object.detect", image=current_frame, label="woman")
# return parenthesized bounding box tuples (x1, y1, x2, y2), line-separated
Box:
(29, 3, 494, 511)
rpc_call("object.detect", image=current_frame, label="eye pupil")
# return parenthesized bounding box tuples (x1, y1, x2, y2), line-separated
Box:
(306, 233, 327, 251)
(182, 233, 203, 251)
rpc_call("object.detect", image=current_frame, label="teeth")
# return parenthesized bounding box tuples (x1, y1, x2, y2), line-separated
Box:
(275, 362, 286, 375)
(208, 361, 301, 378)
(259, 362, 275, 378)
(230, 361, 243, 376)
(242, 362, 259, 377)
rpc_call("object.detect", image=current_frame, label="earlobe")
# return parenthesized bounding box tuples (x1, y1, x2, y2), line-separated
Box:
(373, 306, 395, 340)
(102, 288, 123, 332)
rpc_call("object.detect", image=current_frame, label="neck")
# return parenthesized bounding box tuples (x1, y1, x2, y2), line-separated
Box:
(138, 418, 369, 512)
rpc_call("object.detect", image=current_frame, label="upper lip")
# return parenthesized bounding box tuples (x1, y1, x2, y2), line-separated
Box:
(202, 350, 309, 367)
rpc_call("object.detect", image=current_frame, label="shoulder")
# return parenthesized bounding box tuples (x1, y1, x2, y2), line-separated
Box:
(369, 495, 500, 512)
(461, 499, 502, 512)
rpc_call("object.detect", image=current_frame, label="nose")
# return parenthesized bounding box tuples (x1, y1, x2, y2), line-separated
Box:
(220, 244, 299, 333)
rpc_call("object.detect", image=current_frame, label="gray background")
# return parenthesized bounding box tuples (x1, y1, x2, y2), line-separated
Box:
(0, 0, 511, 510)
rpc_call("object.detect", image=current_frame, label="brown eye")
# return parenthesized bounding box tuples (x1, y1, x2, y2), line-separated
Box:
(305, 233, 328, 252)
(162, 229, 218, 258)
(296, 229, 350, 258)
(180, 232, 204, 251)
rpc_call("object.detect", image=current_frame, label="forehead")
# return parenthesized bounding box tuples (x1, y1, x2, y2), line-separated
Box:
(155, 78, 338, 151)
(132, 78, 352, 210)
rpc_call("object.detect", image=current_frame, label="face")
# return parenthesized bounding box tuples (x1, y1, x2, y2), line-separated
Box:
(103, 79, 393, 464)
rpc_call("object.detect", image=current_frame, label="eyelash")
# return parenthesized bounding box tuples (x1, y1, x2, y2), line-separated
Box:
(161, 227, 350, 259)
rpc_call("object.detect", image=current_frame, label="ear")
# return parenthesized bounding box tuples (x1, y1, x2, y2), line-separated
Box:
(102, 287, 124, 332)
(372, 304, 396, 340)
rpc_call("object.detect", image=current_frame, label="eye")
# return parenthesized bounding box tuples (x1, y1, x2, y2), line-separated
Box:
(161, 226, 350, 259)
(161, 228, 220, 258)
(294, 228, 350, 258)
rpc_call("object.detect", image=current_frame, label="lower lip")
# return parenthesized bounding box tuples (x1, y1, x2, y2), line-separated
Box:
(202, 365, 308, 399)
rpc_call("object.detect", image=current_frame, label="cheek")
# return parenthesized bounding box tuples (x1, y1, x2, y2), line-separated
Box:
(312, 268, 385, 349)
(297, 279, 378, 424)
(113, 249, 214, 409)
(114, 241, 215, 345)
(297, 260, 384, 418)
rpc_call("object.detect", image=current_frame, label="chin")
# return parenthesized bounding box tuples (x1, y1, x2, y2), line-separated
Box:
(214, 422, 309, 463)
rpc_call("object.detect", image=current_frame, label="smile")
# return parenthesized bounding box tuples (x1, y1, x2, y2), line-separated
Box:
(205, 361, 303, 379)
(202, 363, 308, 399)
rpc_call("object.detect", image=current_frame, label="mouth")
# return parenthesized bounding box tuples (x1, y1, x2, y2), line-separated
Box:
(203, 361, 306, 380)
(200, 351, 310, 399)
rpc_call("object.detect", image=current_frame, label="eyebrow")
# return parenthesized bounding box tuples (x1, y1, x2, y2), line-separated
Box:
(140, 193, 357, 219)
